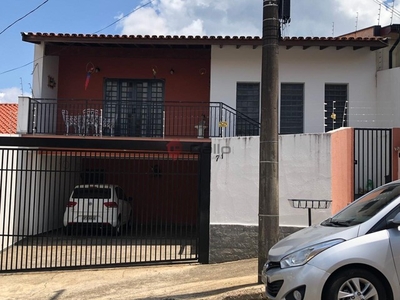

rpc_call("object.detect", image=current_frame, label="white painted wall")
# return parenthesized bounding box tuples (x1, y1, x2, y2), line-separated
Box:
(0, 150, 80, 250)
(377, 67, 400, 127)
(0, 149, 17, 249)
(210, 134, 332, 227)
(210, 45, 379, 133)
(32, 43, 59, 99)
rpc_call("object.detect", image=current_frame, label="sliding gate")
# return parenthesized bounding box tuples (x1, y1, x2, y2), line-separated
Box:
(0, 138, 209, 272)
(354, 128, 392, 199)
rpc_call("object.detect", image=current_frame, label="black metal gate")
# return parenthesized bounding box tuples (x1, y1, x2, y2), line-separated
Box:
(354, 128, 392, 199)
(0, 137, 210, 272)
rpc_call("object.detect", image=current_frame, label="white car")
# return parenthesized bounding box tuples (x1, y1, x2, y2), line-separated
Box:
(262, 180, 400, 300)
(63, 184, 132, 235)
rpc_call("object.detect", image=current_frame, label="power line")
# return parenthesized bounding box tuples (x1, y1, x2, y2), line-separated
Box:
(93, 0, 154, 34)
(0, 0, 49, 36)
(372, 0, 400, 19)
(0, 1, 154, 76)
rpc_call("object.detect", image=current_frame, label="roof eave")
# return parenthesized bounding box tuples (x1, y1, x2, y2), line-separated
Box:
(21, 32, 389, 50)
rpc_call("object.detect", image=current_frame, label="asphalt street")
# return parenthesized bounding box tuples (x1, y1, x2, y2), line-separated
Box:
(0, 258, 266, 300)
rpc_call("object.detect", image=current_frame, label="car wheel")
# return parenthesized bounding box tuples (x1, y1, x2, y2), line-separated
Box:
(324, 268, 387, 300)
(112, 217, 121, 236)
(64, 225, 72, 235)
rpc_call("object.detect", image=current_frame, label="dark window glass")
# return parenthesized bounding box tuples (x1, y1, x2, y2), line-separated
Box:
(280, 83, 304, 134)
(72, 188, 111, 199)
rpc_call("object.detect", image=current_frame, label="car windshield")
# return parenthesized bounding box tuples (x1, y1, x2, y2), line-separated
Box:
(72, 188, 111, 199)
(322, 183, 400, 227)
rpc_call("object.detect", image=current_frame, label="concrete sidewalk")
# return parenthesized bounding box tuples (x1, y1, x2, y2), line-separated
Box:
(0, 258, 267, 300)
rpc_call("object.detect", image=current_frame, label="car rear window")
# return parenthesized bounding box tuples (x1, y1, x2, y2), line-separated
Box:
(72, 188, 112, 199)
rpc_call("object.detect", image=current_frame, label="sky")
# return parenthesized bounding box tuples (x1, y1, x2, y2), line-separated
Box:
(1, 0, 400, 103)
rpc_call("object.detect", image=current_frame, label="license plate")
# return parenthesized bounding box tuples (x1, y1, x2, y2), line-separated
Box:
(82, 216, 94, 220)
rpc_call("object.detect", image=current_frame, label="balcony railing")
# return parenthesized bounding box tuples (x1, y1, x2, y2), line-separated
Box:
(26, 98, 260, 138)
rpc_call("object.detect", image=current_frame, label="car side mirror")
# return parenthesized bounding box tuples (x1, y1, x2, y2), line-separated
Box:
(387, 212, 400, 229)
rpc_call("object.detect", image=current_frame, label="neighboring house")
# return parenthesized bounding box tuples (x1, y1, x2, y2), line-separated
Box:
(0, 104, 18, 134)
(1, 24, 400, 272)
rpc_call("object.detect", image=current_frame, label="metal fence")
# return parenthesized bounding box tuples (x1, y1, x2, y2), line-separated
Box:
(354, 128, 392, 199)
(0, 146, 200, 272)
(27, 99, 260, 138)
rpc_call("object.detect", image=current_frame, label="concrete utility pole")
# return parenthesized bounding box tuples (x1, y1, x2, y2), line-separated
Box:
(258, 0, 280, 283)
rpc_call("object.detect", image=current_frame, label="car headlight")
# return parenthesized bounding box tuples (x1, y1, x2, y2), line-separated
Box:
(280, 239, 344, 269)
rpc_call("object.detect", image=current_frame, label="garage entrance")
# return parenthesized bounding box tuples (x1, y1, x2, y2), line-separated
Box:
(0, 137, 211, 272)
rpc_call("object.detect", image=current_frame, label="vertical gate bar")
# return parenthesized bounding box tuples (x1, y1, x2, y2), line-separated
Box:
(88, 151, 95, 266)
(149, 154, 154, 262)
(19, 150, 27, 269)
(38, 148, 45, 269)
(84, 151, 90, 266)
(389, 129, 393, 182)
(198, 143, 211, 263)
(19, 149, 26, 271)
(56, 150, 62, 268)
(165, 152, 170, 261)
(14, 149, 22, 271)
(66, 151, 76, 267)
(365, 130, 369, 194)
(0, 149, 5, 271)
(11, 149, 17, 271)
(139, 150, 143, 263)
(387, 129, 393, 181)
(59, 150, 67, 268)
(121, 151, 127, 264)
(61, 149, 65, 267)
(355, 129, 359, 198)
(34, 148, 41, 269)
(378, 130, 381, 186)
(373, 130, 377, 189)
(183, 156, 189, 260)
(385, 129, 389, 182)
(6, 148, 14, 271)
(33, 148, 40, 269)
(24, 149, 32, 270)
(44, 148, 51, 268)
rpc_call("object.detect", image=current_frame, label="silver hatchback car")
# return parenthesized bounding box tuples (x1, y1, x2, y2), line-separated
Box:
(262, 180, 400, 300)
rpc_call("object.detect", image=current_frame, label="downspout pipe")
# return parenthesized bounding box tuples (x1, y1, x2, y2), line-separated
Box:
(389, 33, 400, 69)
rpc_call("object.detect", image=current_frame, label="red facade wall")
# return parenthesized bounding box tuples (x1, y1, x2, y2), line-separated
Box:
(82, 155, 199, 226)
(51, 46, 211, 102)
(49, 46, 211, 137)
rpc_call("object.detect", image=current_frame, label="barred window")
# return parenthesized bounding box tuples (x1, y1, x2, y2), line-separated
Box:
(280, 83, 304, 134)
(324, 84, 348, 132)
(236, 82, 260, 136)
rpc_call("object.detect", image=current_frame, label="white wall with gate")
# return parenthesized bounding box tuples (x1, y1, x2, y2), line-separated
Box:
(210, 134, 332, 228)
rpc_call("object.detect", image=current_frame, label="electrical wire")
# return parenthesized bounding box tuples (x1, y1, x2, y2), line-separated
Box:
(93, 0, 154, 34)
(0, 1, 155, 76)
(0, 0, 49, 36)
(372, 0, 400, 19)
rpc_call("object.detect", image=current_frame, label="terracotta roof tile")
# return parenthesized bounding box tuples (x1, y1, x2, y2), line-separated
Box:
(0, 104, 18, 134)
